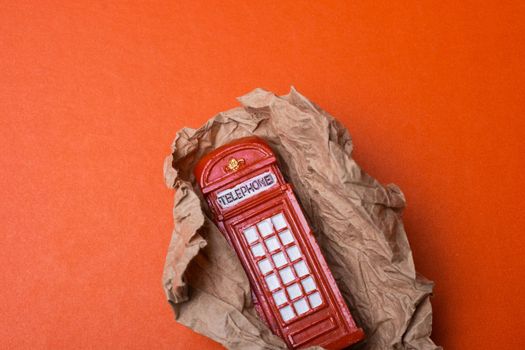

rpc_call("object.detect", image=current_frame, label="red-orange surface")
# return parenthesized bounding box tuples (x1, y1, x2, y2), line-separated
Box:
(1, 1, 524, 349)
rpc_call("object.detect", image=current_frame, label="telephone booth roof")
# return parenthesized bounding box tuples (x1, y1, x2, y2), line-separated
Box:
(194, 136, 277, 194)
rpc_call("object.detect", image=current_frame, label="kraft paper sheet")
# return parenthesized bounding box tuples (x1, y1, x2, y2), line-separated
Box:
(162, 88, 440, 350)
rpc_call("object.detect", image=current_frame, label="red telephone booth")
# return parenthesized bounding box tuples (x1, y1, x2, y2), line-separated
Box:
(194, 137, 364, 349)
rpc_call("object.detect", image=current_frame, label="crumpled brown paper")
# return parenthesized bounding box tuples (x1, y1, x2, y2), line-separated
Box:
(162, 88, 441, 350)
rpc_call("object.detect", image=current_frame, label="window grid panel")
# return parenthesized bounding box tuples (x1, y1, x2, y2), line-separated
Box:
(293, 260, 309, 277)
(258, 258, 273, 275)
(271, 251, 287, 268)
(286, 283, 303, 301)
(257, 219, 274, 237)
(279, 305, 296, 322)
(308, 291, 323, 308)
(293, 297, 310, 315)
(264, 236, 281, 252)
(301, 276, 317, 293)
(272, 290, 287, 307)
(251, 243, 265, 258)
(270, 213, 288, 231)
(285, 245, 301, 262)
(278, 266, 295, 284)
(278, 229, 294, 246)
(265, 273, 281, 292)
(243, 226, 259, 244)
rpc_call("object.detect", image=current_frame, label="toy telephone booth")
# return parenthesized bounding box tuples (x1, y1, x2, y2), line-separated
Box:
(194, 137, 364, 349)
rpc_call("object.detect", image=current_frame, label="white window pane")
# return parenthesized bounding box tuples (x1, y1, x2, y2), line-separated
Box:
(243, 226, 258, 244)
(272, 252, 287, 268)
(301, 276, 316, 293)
(286, 245, 301, 261)
(265, 273, 280, 291)
(272, 290, 287, 306)
(279, 229, 294, 245)
(279, 266, 295, 284)
(265, 236, 280, 252)
(279, 305, 295, 322)
(287, 283, 302, 299)
(293, 298, 310, 315)
(257, 219, 273, 237)
(258, 259, 272, 275)
(271, 213, 287, 231)
(294, 260, 309, 277)
(251, 243, 265, 257)
(308, 292, 322, 308)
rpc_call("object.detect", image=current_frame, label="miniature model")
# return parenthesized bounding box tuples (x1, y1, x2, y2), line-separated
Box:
(194, 137, 364, 349)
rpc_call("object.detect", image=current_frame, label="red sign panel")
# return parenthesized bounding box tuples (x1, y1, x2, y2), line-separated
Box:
(194, 137, 364, 349)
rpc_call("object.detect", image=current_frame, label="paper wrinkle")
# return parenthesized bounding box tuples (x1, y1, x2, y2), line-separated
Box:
(162, 87, 441, 349)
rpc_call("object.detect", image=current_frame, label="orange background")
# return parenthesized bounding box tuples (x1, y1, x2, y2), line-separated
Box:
(1, 1, 524, 349)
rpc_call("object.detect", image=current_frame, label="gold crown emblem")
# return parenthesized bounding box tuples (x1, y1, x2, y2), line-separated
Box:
(225, 157, 245, 172)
